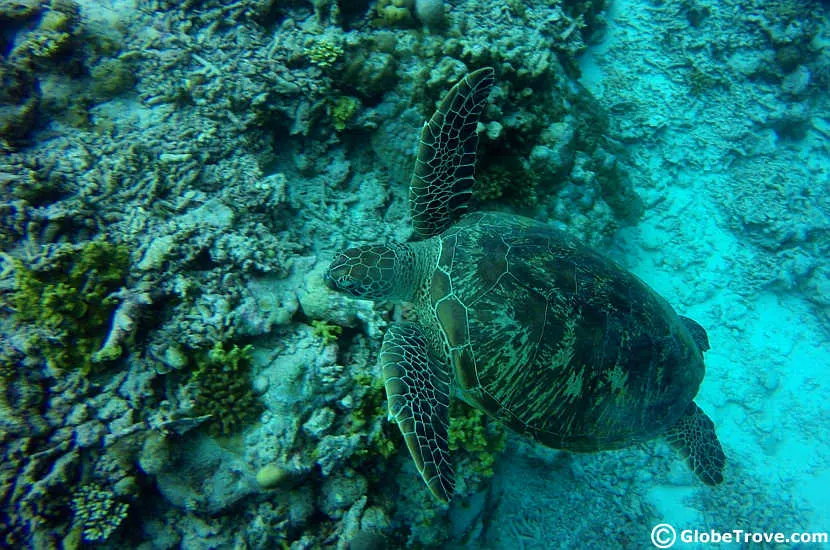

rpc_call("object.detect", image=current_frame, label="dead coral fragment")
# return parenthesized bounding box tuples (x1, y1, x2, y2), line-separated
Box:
(93, 288, 152, 363)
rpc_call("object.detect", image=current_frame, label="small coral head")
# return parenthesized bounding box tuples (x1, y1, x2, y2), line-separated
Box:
(325, 245, 403, 300)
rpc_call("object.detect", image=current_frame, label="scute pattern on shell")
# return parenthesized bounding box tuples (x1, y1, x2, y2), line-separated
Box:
(427, 211, 704, 451)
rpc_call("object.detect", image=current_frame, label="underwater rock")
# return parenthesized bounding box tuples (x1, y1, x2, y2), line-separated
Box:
(342, 49, 398, 100)
(415, 0, 445, 28)
(255, 463, 290, 489)
(302, 406, 336, 438)
(337, 496, 369, 550)
(234, 277, 299, 336)
(153, 437, 258, 515)
(349, 528, 389, 550)
(137, 432, 172, 477)
(137, 235, 177, 271)
(781, 65, 811, 96)
(157, 344, 189, 371)
(319, 473, 368, 519)
(74, 420, 106, 448)
(286, 485, 315, 527)
(252, 374, 269, 395)
(315, 433, 362, 475)
(376, 0, 414, 25)
(0, 64, 40, 145)
(360, 505, 391, 535)
(0, 0, 42, 21)
(89, 58, 137, 100)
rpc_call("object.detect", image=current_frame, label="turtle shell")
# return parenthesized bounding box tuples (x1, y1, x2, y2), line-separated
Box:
(427, 211, 704, 451)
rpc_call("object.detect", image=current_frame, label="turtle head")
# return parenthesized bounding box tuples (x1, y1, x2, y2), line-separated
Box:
(325, 243, 415, 301)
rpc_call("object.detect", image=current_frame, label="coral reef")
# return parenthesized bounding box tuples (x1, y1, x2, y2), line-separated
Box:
(0, 0, 139, 147)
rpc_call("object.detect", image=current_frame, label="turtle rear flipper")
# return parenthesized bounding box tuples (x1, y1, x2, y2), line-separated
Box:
(665, 402, 725, 485)
(679, 315, 710, 352)
(410, 67, 495, 240)
(380, 322, 455, 502)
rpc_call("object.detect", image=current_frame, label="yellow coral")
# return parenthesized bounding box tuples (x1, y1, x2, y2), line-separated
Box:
(329, 96, 361, 131)
(307, 38, 343, 69)
(312, 319, 343, 344)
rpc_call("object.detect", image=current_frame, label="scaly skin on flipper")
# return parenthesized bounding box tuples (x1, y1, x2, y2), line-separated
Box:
(380, 322, 454, 502)
(664, 402, 725, 485)
(410, 67, 495, 240)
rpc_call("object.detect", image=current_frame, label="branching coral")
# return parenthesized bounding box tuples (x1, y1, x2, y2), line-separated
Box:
(188, 342, 262, 437)
(306, 37, 343, 69)
(329, 96, 361, 132)
(448, 400, 505, 478)
(311, 319, 343, 345)
(71, 483, 129, 542)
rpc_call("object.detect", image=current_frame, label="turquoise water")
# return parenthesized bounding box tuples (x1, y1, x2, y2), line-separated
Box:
(0, 0, 827, 548)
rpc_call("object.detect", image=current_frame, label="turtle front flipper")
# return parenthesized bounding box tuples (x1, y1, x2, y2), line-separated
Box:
(664, 402, 725, 485)
(380, 322, 454, 502)
(410, 67, 495, 240)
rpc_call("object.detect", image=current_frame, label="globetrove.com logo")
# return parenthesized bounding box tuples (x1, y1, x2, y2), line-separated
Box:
(650, 523, 829, 548)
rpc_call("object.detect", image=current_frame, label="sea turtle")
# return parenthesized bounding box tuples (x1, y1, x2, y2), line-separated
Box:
(325, 67, 725, 502)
